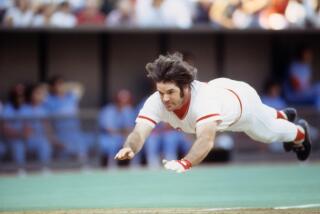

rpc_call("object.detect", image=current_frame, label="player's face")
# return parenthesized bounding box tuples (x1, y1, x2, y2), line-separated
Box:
(156, 82, 184, 111)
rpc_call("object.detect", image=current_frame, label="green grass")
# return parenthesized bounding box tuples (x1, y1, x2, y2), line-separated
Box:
(0, 163, 320, 212)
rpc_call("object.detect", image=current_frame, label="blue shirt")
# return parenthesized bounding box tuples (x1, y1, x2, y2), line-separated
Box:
(44, 91, 80, 133)
(261, 96, 287, 110)
(289, 61, 311, 91)
(1, 103, 27, 131)
(44, 91, 79, 116)
(99, 104, 136, 132)
(20, 104, 48, 138)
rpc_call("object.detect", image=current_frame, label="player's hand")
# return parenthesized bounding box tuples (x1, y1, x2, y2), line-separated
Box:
(114, 147, 135, 160)
(162, 159, 192, 173)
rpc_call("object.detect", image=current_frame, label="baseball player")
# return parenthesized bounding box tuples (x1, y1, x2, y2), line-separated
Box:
(115, 52, 311, 173)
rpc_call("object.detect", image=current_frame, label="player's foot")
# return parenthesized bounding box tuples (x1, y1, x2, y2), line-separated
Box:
(282, 108, 297, 122)
(282, 108, 297, 152)
(292, 119, 311, 161)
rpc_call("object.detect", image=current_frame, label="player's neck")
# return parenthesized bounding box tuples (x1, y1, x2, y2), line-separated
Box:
(173, 89, 191, 119)
(182, 89, 191, 106)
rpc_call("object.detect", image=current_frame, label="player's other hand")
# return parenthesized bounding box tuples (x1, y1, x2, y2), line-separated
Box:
(114, 147, 135, 160)
(162, 159, 192, 173)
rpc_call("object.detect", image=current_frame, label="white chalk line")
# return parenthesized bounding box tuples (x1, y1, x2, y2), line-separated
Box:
(203, 203, 320, 211)
(274, 203, 320, 209)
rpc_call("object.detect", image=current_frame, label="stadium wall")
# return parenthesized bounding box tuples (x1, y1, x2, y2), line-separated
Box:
(0, 29, 319, 107)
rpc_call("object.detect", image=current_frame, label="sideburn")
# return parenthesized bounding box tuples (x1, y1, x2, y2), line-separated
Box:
(179, 86, 184, 98)
(179, 85, 190, 99)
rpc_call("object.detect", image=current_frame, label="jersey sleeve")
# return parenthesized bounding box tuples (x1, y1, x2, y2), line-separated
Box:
(135, 93, 163, 128)
(193, 88, 223, 128)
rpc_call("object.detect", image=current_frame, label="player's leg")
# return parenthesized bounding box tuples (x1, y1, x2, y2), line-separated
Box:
(244, 111, 297, 143)
(108, 135, 122, 169)
(35, 138, 52, 168)
(257, 105, 311, 160)
(277, 108, 298, 152)
(10, 140, 26, 175)
(245, 103, 311, 161)
(27, 137, 52, 173)
(98, 134, 119, 169)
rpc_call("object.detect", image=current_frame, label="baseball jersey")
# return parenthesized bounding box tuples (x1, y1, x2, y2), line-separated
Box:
(20, 104, 48, 139)
(136, 78, 243, 134)
(1, 103, 27, 131)
(99, 104, 136, 132)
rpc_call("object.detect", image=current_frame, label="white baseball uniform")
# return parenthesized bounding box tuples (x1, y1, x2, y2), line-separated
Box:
(136, 78, 299, 143)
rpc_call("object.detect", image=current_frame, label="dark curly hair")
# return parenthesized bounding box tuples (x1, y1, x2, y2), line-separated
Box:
(145, 52, 197, 96)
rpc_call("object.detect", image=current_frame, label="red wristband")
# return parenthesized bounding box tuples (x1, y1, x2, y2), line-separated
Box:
(177, 159, 192, 170)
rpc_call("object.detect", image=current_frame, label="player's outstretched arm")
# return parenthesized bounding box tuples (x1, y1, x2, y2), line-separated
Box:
(163, 121, 217, 173)
(115, 122, 153, 160)
(185, 121, 217, 165)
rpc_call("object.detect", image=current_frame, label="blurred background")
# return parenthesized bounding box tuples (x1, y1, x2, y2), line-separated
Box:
(0, 0, 320, 176)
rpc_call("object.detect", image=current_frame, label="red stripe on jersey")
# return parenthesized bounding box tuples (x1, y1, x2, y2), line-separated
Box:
(196, 114, 220, 123)
(137, 115, 157, 126)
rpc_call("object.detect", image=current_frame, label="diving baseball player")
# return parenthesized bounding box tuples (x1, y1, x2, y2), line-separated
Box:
(115, 52, 311, 173)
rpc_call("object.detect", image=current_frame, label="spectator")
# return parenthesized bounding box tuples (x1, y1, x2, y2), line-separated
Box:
(1, 84, 29, 175)
(3, 0, 34, 27)
(0, 0, 320, 29)
(311, 0, 320, 27)
(283, 46, 320, 109)
(261, 79, 287, 110)
(32, 3, 55, 27)
(193, 0, 212, 24)
(259, 0, 290, 30)
(100, 0, 116, 16)
(208, 0, 266, 29)
(77, 0, 105, 26)
(44, 76, 88, 165)
(135, 0, 193, 28)
(209, 0, 239, 29)
(106, 0, 135, 26)
(232, 0, 269, 29)
(98, 89, 136, 168)
(285, 0, 307, 28)
(50, 1, 77, 27)
(69, 0, 86, 11)
(0, 0, 12, 24)
(21, 83, 53, 172)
